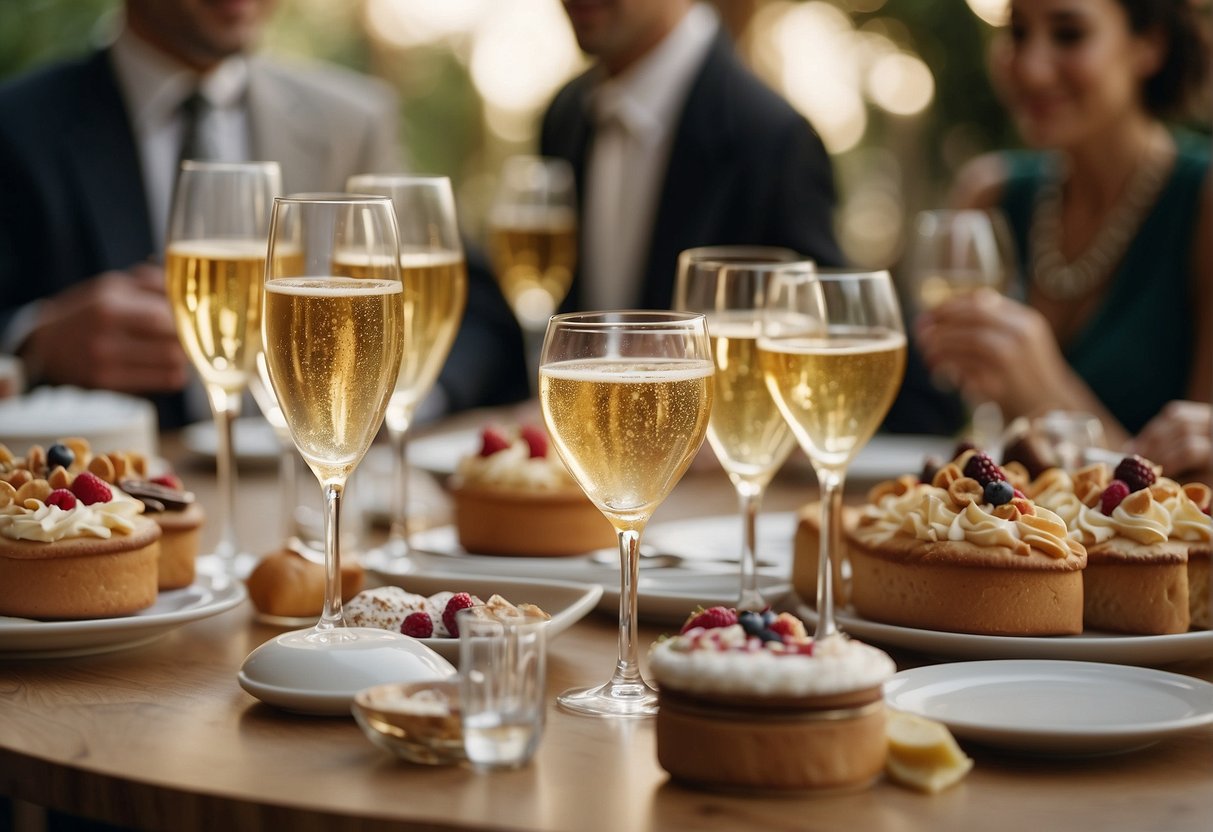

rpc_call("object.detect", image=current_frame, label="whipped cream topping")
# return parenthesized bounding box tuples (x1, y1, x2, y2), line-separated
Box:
(1108, 492, 1172, 545)
(454, 437, 580, 494)
(649, 628, 895, 698)
(1163, 493, 1211, 544)
(0, 492, 143, 542)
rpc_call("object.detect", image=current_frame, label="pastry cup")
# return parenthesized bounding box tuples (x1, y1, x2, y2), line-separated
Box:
(451, 484, 615, 556)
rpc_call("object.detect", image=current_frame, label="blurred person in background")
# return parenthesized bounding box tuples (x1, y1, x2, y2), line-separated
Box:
(542, 0, 844, 313)
(0, 0, 526, 428)
(915, 0, 1210, 474)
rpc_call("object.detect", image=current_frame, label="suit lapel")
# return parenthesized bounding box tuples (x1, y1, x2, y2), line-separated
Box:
(247, 61, 331, 194)
(545, 74, 596, 311)
(66, 50, 154, 267)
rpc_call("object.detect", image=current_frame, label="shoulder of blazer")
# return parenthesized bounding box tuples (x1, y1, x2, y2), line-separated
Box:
(0, 51, 119, 145)
(540, 68, 596, 155)
(250, 56, 399, 122)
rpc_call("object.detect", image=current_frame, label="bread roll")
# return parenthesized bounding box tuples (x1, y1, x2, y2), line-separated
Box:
(246, 549, 365, 618)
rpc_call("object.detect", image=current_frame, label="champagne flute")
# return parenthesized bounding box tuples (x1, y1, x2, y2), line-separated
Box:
(166, 160, 281, 578)
(759, 267, 907, 640)
(345, 175, 468, 566)
(258, 194, 405, 641)
(674, 246, 801, 611)
(488, 156, 577, 386)
(906, 209, 1016, 454)
(540, 311, 713, 717)
(248, 352, 303, 550)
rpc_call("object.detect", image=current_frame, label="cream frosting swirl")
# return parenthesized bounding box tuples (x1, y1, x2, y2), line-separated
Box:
(1165, 493, 1212, 543)
(454, 438, 580, 494)
(1108, 493, 1172, 545)
(0, 493, 143, 542)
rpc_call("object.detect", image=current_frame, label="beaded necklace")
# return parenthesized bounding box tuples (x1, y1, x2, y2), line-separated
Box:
(1029, 135, 1173, 301)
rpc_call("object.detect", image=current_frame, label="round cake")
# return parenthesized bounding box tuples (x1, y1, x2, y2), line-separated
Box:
(449, 425, 614, 556)
(649, 608, 895, 793)
(120, 476, 205, 590)
(0, 441, 160, 619)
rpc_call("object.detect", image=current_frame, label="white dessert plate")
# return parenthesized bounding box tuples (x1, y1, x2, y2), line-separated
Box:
(797, 604, 1213, 667)
(409, 427, 954, 483)
(0, 386, 158, 459)
(600, 573, 795, 625)
(884, 660, 1213, 755)
(359, 571, 604, 662)
(0, 577, 246, 659)
(642, 512, 796, 570)
(182, 416, 282, 465)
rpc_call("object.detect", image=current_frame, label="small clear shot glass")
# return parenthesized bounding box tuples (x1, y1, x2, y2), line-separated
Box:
(457, 607, 548, 771)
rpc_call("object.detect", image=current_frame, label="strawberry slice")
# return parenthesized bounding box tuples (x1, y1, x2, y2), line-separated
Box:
(479, 427, 511, 457)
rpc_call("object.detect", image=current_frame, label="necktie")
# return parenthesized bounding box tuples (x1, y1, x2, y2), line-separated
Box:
(178, 90, 220, 165)
(584, 107, 632, 310)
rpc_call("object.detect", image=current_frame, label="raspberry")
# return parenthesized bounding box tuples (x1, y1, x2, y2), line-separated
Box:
(520, 425, 548, 459)
(69, 472, 112, 505)
(963, 452, 1006, 487)
(46, 489, 77, 510)
(680, 605, 738, 633)
(47, 443, 75, 470)
(984, 480, 1014, 506)
(151, 473, 183, 490)
(443, 592, 476, 636)
(1101, 480, 1131, 515)
(478, 427, 511, 457)
(401, 611, 434, 638)
(1113, 455, 1156, 493)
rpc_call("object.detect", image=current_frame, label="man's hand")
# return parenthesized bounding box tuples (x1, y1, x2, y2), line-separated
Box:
(20, 264, 190, 393)
(1125, 400, 1212, 478)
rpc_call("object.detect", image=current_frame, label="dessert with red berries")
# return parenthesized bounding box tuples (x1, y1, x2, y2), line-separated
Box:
(342, 585, 549, 637)
(649, 607, 895, 793)
(1028, 456, 1207, 634)
(0, 439, 160, 619)
(120, 471, 205, 590)
(448, 424, 614, 556)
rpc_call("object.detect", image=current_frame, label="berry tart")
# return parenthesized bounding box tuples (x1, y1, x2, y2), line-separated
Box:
(808, 450, 1088, 636)
(649, 607, 895, 793)
(0, 440, 160, 619)
(1028, 456, 1207, 634)
(449, 425, 614, 556)
(119, 472, 205, 590)
(343, 586, 548, 638)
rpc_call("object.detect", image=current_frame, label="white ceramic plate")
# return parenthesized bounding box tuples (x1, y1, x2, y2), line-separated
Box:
(0, 577, 247, 659)
(884, 660, 1213, 755)
(359, 571, 604, 662)
(797, 604, 1213, 668)
(182, 417, 282, 465)
(600, 573, 795, 625)
(642, 511, 796, 569)
(409, 428, 955, 484)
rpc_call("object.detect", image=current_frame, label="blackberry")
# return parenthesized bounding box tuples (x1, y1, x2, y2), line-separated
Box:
(963, 452, 1006, 486)
(1113, 456, 1156, 493)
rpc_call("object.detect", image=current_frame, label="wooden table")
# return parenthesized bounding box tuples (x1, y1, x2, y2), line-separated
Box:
(2, 419, 1211, 832)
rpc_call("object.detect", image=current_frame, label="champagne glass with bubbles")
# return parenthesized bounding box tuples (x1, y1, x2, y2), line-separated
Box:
(675, 246, 800, 611)
(346, 175, 468, 567)
(166, 160, 281, 579)
(759, 267, 906, 640)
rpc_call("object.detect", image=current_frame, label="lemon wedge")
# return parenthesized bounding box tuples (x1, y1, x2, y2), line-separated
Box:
(885, 710, 974, 793)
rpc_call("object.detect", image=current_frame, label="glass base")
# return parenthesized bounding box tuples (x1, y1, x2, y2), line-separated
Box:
(557, 679, 659, 718)
(196, 550, 259, 581)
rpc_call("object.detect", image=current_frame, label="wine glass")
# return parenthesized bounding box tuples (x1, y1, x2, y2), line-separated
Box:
(674, 246, 801, 611)
(346, 174, 468, 567)
(759, 267, 907, 640)
(487, 155, 577, 386)
(166, 160, 281, 579)
(248, 352, 305, 550)
(905, 209, 1016, 453)
(540, 312, 713, 717)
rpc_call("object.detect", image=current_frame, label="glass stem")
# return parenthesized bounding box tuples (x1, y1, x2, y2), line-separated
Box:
(736, 481, 766, 611)
(208, 388, 241, 569)
(815, 466, 845, 641)
(611, 527, 644, 687)
(278, 443, 297, 546)
(317, 480, 345, 632)
(387, 424, 412, 557)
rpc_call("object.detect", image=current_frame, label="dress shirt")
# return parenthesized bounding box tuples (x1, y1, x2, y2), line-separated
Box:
(582, 2, 718, 311)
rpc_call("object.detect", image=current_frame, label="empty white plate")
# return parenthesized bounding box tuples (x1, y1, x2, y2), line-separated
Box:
(884, 660, 1213, 756)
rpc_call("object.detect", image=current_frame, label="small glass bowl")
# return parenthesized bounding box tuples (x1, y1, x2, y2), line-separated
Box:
(352, 680, 465, 765)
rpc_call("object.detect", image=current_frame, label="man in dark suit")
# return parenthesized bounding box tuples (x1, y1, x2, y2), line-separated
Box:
(0, 0, 526, 426)
(542, 0, 843, 312)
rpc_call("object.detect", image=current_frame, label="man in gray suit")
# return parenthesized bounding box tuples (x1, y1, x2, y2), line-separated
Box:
(0, 0, 528, 426)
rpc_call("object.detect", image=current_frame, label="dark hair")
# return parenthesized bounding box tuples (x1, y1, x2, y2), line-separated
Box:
(1116, 0, 1211, 118)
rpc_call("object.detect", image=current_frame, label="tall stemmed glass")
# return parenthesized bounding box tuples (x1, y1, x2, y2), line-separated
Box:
(540, 312, 713, 717)
(905, 209, 1016, 453)
(166, 160, 281, 578)
(759, 268, 906, 640)
(346, 175, 468, 566)
(674, 246, 800, 611)
(260, 194, 404, 641)
(488, 156, 577, 385)
(249, 352, 304, 549)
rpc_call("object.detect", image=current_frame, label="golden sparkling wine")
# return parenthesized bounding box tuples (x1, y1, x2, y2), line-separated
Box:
(488, 208, 577, 327)
(166, 239, 291, 392)
(540, 358, 714, 526)
(759, 330, 906, 469)
(262, 277, 404, 479)
(705, 314, 796, 484)
(918, 269, 1003, 309)
(332, 249, 467, 423)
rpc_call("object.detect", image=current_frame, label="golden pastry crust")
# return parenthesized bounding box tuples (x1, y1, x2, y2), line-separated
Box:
(152, 504, 205, 590)
(451, 484, 615, 557)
